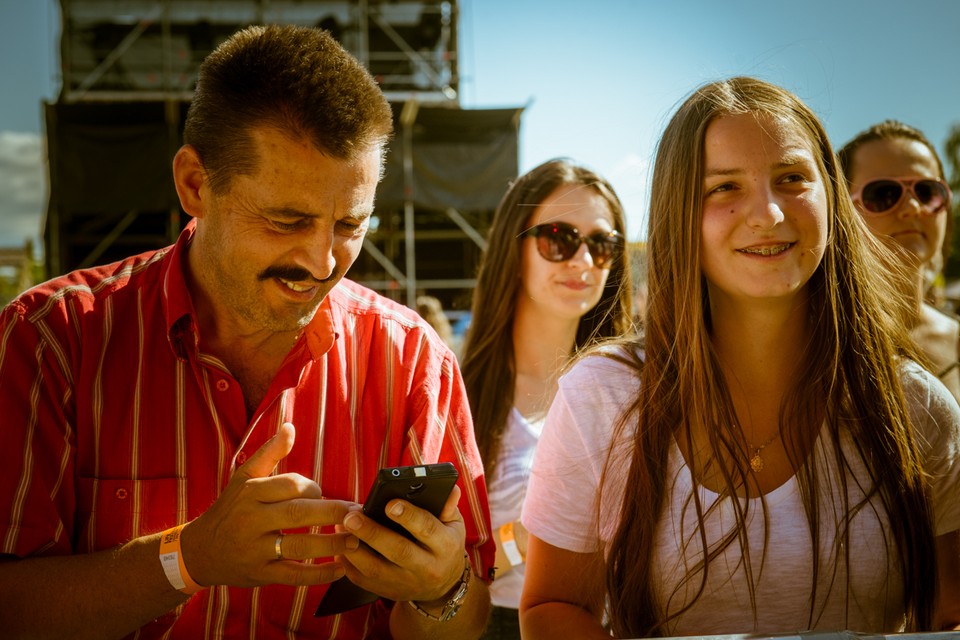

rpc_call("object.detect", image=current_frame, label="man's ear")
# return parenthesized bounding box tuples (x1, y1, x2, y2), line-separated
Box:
(172, 145, 208, 219)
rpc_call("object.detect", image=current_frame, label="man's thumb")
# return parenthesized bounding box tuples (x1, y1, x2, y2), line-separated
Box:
(236, 421, 296, 479)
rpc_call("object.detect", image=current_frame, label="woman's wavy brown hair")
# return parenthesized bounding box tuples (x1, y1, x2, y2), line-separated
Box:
(460, 158, 634, 476)
(602, 77, 935, 636)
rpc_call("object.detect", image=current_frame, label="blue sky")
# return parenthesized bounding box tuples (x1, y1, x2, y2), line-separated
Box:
(2, 0, 960, 250)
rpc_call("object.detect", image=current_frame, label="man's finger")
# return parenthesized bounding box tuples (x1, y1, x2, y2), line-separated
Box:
(274, 530, 360, 562)
(258, 497, 358, 531)
(437, 484, 462, 523)
(235, 421, 296, 480)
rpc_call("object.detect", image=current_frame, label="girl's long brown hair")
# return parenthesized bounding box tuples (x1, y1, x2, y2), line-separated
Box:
(602, 77, 935, 637)
(460, 158, 634, 476)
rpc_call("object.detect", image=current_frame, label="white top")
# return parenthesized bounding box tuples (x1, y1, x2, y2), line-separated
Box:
(487, 407, 545, 608)
(522, 349, 960, 635)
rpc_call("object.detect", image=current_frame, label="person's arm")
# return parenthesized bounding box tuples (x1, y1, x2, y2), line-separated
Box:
(336, 484, 491, 640)
(0, 422, 355, 639)
(388, 556, 491, 640)
(519, 534, 608, 638)
(0, 536, 190, 640)
(936, 530, 960, 630)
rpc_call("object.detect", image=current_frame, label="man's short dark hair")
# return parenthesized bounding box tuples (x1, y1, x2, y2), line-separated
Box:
(183, 24, 395, 194)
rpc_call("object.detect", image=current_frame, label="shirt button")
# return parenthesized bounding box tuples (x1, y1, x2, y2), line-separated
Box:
(115, 488, 128, 500)
(216, 379, 230, 391)
(236, 451, 248, 465)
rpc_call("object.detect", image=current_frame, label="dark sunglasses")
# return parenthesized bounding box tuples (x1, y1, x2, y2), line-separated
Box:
(852, 176, 951, 216)
(520, 222, 623, 268)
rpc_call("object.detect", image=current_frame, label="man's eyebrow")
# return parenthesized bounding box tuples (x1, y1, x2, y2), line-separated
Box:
(343, 208, 373, 222)
(262, 207, 317, 219)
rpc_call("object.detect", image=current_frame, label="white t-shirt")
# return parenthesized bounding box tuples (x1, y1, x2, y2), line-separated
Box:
(487, 407, 545, 608)
(522, 350, 960, 635)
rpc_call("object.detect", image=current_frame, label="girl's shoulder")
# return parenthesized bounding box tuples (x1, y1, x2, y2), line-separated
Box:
(561, 343, 642, 387)
(899, 359, 960, 448)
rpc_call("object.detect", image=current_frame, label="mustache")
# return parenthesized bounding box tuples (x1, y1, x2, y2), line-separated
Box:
(258, 264, 340, 283)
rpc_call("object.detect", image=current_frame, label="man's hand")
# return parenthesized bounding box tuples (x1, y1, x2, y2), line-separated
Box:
(180, 422, 360, 588)
(337, 483, 467, 604)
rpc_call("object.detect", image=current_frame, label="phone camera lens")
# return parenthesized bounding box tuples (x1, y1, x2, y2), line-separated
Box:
(391, 468, 401, 477)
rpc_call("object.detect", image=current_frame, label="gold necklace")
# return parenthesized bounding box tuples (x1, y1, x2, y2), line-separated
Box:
(746, 432, 781, 472)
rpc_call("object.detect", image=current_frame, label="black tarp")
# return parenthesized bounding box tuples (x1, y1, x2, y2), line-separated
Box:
(43, 100, 523, 275)
(45, 101, 522, 218)
(379, 104, 523, 213)
(45, 101, 183, 219)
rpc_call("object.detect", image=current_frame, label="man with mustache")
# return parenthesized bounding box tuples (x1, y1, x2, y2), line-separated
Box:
(0, 24, 492, 639)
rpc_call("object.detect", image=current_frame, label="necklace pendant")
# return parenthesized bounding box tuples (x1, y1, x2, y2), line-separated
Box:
(750, 452, 764, 472)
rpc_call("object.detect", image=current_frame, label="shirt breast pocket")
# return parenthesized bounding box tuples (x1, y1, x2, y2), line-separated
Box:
(75, 476, 182, 551)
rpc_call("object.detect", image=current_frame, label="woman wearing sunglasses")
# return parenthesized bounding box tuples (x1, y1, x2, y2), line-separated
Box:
(519, 78, 960, 638)
(459, 158, 634, 639)
(838, 120, 959, 401)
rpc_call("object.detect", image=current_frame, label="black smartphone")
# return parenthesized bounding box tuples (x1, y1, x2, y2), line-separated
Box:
(314, 462, 460, 617)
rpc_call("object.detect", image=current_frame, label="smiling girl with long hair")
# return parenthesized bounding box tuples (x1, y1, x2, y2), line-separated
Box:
(519, 78, 960, 638)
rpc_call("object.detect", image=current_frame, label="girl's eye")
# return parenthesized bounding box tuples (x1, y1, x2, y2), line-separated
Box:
(707, 182, 734, 195)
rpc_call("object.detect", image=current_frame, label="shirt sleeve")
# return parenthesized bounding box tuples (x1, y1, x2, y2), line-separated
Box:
(522, 351, 638, 554)
(903, 362, 960, 535)
(401, 329, 496, 583)
(0, 296, 79, 557)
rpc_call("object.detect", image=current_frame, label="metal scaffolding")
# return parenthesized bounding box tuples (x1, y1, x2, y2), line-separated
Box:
(47, 1, 521, 312)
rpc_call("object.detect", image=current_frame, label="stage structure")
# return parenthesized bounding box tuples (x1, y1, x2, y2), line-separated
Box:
(46, 0, 522, 312)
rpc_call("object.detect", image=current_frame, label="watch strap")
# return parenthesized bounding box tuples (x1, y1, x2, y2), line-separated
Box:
(407, 554, 471, 622)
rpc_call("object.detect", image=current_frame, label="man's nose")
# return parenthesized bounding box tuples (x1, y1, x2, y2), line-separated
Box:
(302, 227, 337, 280)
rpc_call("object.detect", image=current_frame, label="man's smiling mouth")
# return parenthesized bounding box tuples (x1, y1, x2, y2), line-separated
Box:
(279, 278, 314, 293)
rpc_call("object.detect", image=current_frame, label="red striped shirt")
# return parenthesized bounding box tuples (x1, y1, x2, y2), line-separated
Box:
(0, 223, 493, 639)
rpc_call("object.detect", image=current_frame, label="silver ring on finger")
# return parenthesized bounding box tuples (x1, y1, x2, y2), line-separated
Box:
(275, 532, 284, 561)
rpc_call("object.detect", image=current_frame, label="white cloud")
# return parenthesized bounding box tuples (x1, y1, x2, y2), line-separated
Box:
(0, 131, 46, 251)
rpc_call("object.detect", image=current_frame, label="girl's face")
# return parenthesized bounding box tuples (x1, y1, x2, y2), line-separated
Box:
(517, 183, 617, 322)
(847, 137, 947, 268)
(699, 112, 829, 310)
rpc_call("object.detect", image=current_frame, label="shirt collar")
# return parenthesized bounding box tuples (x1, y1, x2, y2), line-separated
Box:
(304, 294, 338, 359)
(161, 220, 199, 360)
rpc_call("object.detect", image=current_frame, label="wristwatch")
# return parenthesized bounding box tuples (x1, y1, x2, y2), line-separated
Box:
(407, 555, 472, 622)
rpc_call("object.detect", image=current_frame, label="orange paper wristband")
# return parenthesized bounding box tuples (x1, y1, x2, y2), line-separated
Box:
(159, 524, 205, 595)
(499, 521, 524, 567)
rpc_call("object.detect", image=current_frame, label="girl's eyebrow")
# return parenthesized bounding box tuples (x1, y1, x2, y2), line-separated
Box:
(703, 167, 741, 179)
(704, 151, 815, 179)
(776, 150, 815, 168)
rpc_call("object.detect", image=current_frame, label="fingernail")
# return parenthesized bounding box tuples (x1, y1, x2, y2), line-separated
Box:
(333, 565, 345, 580)
(345, 535, 359, 550)
(389, 502, 403, 517)
(344, 512, 361, 531)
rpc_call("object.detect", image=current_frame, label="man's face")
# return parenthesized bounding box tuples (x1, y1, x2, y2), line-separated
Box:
(192, 126, 382, 336)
